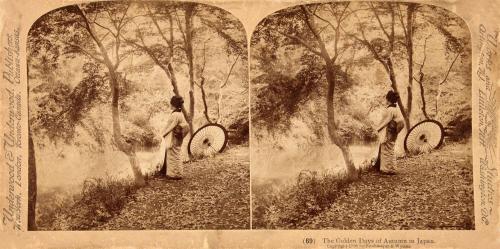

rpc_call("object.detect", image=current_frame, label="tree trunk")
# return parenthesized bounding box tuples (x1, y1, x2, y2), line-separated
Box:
(386, 59, 410, 128)
(166, 63, 194, 133)
(145, 8, 193, 132)
(216, 86, 223, 124)
(405, 4, 416, 123)
(184, 4, 196, 135)
(324, 61, 357, 178)
(76, 6, 145, 186)
(199, 77, 213, 123)
(28, 131, 37, 231)
(299, 5, 358, 179)
(406, 85, 413, 122)
(339, 145, 357, 179)
(109, 70, 145, 186)
(417, 74, 430, 119)
(435, 85, 441, 118)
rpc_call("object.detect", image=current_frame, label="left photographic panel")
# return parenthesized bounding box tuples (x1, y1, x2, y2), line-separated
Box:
(27, 1, 249, 230)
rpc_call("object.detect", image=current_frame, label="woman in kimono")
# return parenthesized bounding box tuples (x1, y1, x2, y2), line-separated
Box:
(375, 90, 405, 174)
(159, 96, 189, 180)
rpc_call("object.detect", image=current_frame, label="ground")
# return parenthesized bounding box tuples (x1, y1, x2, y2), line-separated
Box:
(97, 145, 250, 230)
(301, 142, 474, 229)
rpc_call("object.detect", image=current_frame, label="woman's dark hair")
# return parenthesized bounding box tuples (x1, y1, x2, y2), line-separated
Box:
(386, 90, 399, 105)
(170, 96, 184, 111)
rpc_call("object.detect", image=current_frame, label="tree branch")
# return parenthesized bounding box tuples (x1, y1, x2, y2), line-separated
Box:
(300, 6, 323, 43)
(397, 4, 408, 40)
(313, 10, 336, 31)
(415, 35, 430, 80)
(146, 5, 174, 54)
(103, 7, 117, 30)
(113, 4, 131, 69)
(76, 6, 114, 66)
(56, 36, 105, 64)
(389, 3, 395, 50)
(342, 22, 387, 72)
(439, 49, 462, 85)
(220, 54, 240, 88)
(199, 77, 213, 123)
(275, 29, 322, 56)
(92, 20, 117, 37)
(368, 2, 392, 42)
(116, 3, 131, 29)
(174, 9, 187, 45)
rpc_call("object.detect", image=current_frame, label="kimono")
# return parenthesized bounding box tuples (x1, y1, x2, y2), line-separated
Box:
(376, 105, 404, 173)
(157, 111, 189, 178)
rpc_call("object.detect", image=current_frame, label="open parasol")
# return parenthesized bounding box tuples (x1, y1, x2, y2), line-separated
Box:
(404, 119, 444, 154)
(188, 123, 228, 157)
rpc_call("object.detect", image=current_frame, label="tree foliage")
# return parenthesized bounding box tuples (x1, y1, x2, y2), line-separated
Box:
(29, 1, 247, 146)
(251, 2, 471, 147)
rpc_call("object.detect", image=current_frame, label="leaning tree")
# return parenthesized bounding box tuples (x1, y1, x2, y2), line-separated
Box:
(29, 2, 146, 186)
(252, 2, 363, 179)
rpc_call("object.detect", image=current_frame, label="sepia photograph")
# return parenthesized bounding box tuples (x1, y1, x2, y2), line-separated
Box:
(250, 1, 473, 230)
(27, 1, 249, 230)
(0, 0, 499, 247)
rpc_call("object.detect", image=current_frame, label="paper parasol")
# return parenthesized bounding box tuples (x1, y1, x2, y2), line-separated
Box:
(404, 120, 444, 154)
(188, 123, 228, 157)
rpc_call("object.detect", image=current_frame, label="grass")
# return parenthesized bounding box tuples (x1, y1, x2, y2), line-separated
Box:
(252, 170, 353, 229)
(36, 175, 139, 230)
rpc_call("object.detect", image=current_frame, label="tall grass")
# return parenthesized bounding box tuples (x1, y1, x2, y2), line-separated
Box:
(37, 175, 138, 230)
(252, 170, 351, 229)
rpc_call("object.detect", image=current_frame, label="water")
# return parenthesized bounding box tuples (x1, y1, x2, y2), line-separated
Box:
(35, 145, 164, 194)
(251, 144, 378, 187)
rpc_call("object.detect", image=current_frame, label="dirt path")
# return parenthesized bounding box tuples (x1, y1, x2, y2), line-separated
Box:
(98, 146, 250, 230)
(302, 143, 474, 230)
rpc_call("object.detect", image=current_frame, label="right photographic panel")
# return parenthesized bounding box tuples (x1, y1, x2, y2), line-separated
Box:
(250, 1, 473, 229)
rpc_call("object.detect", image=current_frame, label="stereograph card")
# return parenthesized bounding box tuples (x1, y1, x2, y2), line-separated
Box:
(0, 0, 498, 248)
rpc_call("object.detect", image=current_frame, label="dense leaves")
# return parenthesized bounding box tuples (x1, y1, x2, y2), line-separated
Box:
(31, 62, 109, 143)
(252, 61, 358, 139)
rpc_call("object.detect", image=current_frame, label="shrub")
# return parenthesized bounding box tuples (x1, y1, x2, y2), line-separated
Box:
(35, 188, 76, 230)
(130, 113, 150, 128)
(41, 175, 139, 230)
(253, 170, 350, 229)
(122, 119, 160, 148)
(337, 114, 378, 144)
(228, 119, 249, 145)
